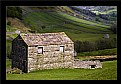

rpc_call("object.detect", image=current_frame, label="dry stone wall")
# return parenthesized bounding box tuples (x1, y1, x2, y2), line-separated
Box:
(74, 60, 102, 69)
(28, 43, 74, 72)
(12, 35, 28, 72)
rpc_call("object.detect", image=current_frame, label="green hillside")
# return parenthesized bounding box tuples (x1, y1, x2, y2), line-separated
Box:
(23, 12, 110, 32)
(6, 6, 116, 42)
(69, 6, 117, 25)
(21, 10, 115, 41)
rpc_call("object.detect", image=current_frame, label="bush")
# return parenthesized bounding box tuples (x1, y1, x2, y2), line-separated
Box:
(96, 38, 117, 50)
(109, 23, 117, 34)
(95, 17, 100, 22)
(7, 7, 22, 19)
(74, 37, 117, 53)
(82, 41, 97, 52)
(6, 40, 12, 59)
(96, 39, 107, 50)
(74, 40, 97, 53)
(74, 40, 81, 53)
(28, 30, 36, 33)
(41, 25, 46, 29)
(7, 21, 11, 26)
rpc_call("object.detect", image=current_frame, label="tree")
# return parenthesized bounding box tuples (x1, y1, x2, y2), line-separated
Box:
(7, 21, 11, 26)
(74, 40, 81, 53)
(96, 38, 117, 50)
(74, 40, 97, 53)
(110, 23, 117, 34)
(95, 17, 100, 22)
(7, 7, 22, 19)
(41, 25, 46, 29)
(6, 40, 12, 59)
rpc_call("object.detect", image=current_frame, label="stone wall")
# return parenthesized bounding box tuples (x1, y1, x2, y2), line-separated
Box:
(74, 60, 102, 69)
(28, 43, 74, 72)
(12, 35, 28, 72)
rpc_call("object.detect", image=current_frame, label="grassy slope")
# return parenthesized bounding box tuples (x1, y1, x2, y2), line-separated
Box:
(22, 12, 114, 42)
(6, 60, 117, 80)
(7, 17, 31, 32)
(76, 48, 117, 58)
(70, 6, 117, 25)
(6, 59, 12, 68)
(23, 12, 110, 30)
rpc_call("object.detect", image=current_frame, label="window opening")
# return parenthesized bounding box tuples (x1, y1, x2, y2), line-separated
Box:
(38, 47, 43, 54)
(60, 46, 64, 52)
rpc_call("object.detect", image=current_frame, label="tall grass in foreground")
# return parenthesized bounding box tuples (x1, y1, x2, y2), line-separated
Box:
(6, 59, 12, 68)
(6, 60, 117, 80)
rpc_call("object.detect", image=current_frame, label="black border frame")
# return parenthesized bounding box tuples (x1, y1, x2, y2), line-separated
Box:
(1, 0, 120, 83)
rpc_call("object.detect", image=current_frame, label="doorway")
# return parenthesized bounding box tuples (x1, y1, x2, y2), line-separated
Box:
(90, 65, 96, 68)
(22, 60, 27, 72)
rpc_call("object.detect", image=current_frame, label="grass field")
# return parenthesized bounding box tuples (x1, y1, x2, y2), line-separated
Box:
(6, 60, 117, 80)
(77, 48, 117, 56)
(21, 11, 115, 42)
(22, 12, 112, 34)
(6, 59, 12, 68)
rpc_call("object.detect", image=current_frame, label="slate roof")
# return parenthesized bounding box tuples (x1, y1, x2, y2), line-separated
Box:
(20, 32, 73, 46)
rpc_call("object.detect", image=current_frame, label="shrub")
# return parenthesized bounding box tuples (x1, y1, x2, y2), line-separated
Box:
(82, 41, 97, 52)
(109, 23, 117, 34)
(74, 40, 81, 53)
(7, 21, 11, 26)
(74, 37, 116, 54)
(6, 40, 12, 59)
(74, 40, 97, 53)
(7, 7, 22, 19)
(96, 38, 117, 50)
(95, 17, 100, 22)
(96, 39, 107, 50)
(41, 25, 46, 29)
(28, 30, 36, 33)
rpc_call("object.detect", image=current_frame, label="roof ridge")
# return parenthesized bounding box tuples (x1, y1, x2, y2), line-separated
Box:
(20, 32, 66, 35)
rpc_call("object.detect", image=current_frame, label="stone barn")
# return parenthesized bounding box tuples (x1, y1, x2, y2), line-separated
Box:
(12, 32, 74, 72)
